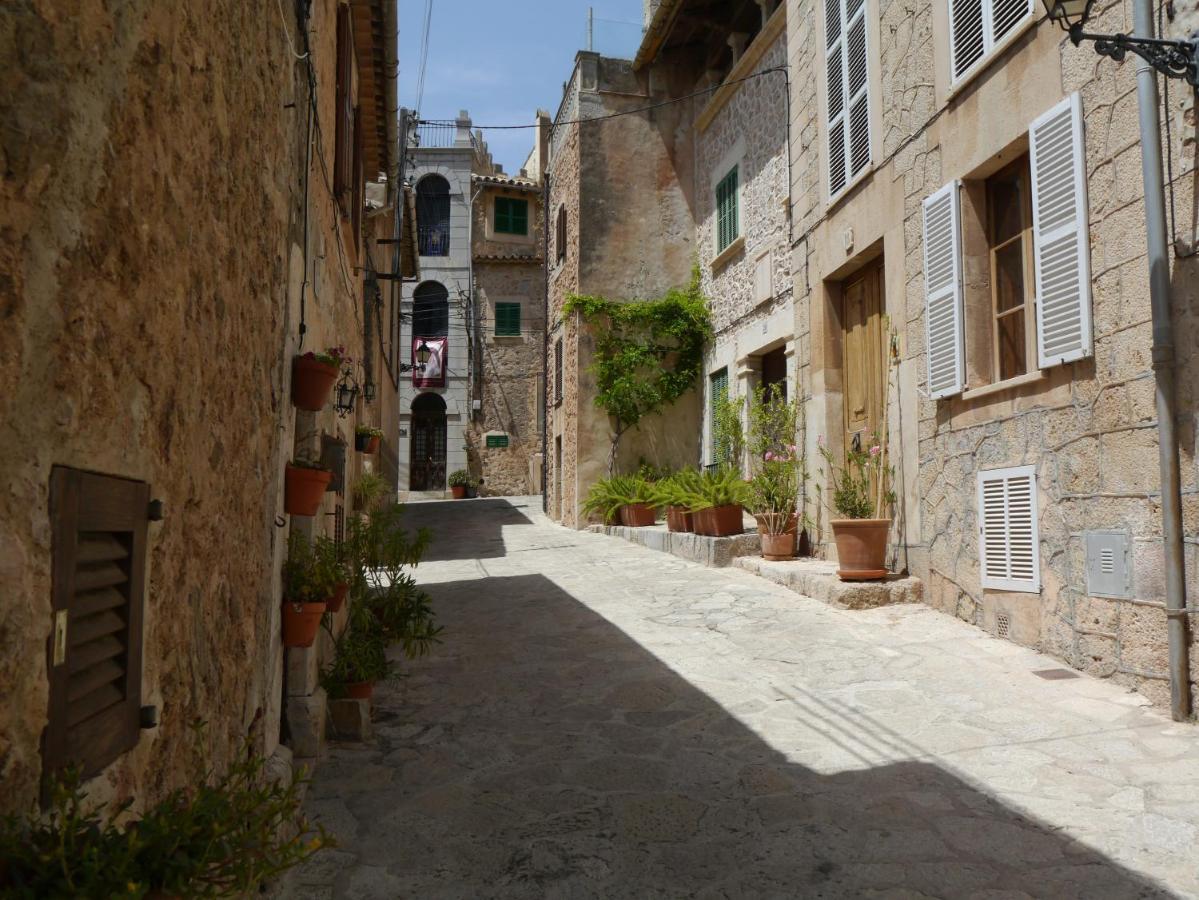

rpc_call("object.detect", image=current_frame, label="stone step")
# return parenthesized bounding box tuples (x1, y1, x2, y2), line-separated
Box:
(734, 556, 923, 610)
(587, 523, 761, 568)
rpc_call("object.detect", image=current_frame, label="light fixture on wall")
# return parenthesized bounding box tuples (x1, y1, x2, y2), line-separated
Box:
(363, 380, 377, 403)
(333, 371, 360, 418)
(399, 340, 433, 373)
(1042, 0, 1199, 84)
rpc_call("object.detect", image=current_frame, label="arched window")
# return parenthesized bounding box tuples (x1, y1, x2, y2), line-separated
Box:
(416, 175, 451, 256)
(412, 281, 449, 337)
(555, 204, 567, 264)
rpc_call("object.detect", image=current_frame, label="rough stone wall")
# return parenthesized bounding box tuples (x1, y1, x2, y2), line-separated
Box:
(785, 0, 1199, 710)
(0, 0, 392, 810)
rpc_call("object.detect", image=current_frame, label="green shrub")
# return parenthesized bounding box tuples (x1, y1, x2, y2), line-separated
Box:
(647, 469, 704, 509)
(282, 532, 340, 603)
(679, 467, 750, 512)
(321, 624, 394, 697)
(448, 469, 472, 487)
(582, 474, 654, 522)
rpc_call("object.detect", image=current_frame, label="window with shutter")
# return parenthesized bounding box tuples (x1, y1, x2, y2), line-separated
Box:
(949, 0, 1034, 84)
(495, 302, 521, 337)
(977, 465, 1040, 591)
(709, 368, 730, 464)
(1030, 93, 1092, 368)
(45, 468, 148, 782)
(554, 338, 564, 405)
(922, 180, 966, 398)
(333, 5, 356, 203)
(715, 167, 739, 253)
(825, 0, 872, 199)
(495, 197, 529, 235)
(556, 205, 567, 263)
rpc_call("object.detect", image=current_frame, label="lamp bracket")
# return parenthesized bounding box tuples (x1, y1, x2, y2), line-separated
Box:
(1070, 24, 1199, 86)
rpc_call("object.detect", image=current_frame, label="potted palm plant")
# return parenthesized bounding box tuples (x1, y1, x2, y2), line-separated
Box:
(583, 474, 656, 526)
(281, 533, 337, 647)
(292, 346, 350, 411)
(648, 470, 702, 532)
(354, 424, 383, 453)
(683, 468, 750, 537)
(819, 437, 894, 580)
(284, 458, 332, 517)
(448, 469, 471, 499)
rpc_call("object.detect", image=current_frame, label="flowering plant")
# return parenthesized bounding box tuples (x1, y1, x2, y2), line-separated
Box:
(748, 453, 807, 536)
(355, 424, 384, 438)
(305, 345, 352, 370)
(818, 435, 894, 520)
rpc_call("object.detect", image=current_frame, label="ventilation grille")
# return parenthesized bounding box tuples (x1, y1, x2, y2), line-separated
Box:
(68, 532, 131, 730)
(996, 613, 1011, 638)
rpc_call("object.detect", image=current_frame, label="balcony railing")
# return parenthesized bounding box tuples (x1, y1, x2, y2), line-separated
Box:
(418, 225, 450, 257)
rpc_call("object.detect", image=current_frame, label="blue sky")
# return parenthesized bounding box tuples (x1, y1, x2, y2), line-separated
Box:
(398, 0, 645, 173)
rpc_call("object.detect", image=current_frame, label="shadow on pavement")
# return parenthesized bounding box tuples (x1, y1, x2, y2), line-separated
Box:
(401, 497, 535, 562)
(306, 572, 1174, 898)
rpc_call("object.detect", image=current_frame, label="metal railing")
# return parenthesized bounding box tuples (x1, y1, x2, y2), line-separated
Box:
(417, 225, 450, 257)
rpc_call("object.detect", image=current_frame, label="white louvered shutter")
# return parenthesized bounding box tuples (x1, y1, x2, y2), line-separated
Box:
(1030, 93, 1093, 368)
(922, 181, 966, 399)
(977, 465, 1041, 592)
(950, 0, 1034, 83)
(826, 0, 871, 198)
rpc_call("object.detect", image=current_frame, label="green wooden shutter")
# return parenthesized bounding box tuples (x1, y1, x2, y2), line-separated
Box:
(716, 167, 739, 252)
(495, 198, 529, 235)
(709, 368, 729, 464)
(495, 302, 521, 336)
(511, 199, 528, 235)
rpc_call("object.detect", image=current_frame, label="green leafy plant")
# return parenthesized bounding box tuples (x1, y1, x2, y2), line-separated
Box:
(748, 457, 808, 536)
(711, 392, 745, 469)
(352, 471, 389, 512)
(0, 733, 330, 898)
(354, 424, 384, 438)
(818, 437, 895, 519)
(582, 474, 654, 522)
(747, 386, 800, 462)
(448, 469, 472, 488)
(647, 469, 704, 509)
(563, 265, 713, 472)
(680, 467, 750, 512)
(744, 388, 807, 535)
(321, 624, 394, 696)
(283, 532, 339, 603)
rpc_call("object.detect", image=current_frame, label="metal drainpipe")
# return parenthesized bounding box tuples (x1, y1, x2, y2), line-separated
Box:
(1133, 0, 1191, 721)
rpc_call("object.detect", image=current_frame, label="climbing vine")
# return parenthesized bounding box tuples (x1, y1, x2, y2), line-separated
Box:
(562, 265, 713, 471)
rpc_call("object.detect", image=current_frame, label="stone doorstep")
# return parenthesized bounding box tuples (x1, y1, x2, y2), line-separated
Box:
(735, 556, 924, 610)
(587, 523, 761, 568)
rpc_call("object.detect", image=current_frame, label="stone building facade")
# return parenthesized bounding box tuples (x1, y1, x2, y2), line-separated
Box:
(783, 0, 1199, 710)
(468, 148, 547, 496)
(0, 0, 411, 812)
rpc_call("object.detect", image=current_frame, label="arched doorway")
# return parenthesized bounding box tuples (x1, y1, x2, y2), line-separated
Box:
(410, 393, 447, 491)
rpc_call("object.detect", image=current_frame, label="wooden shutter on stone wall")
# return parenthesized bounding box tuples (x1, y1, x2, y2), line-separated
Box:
(825, 0, 871, 198)
(922, 180, 966, 399)
(556, 205, 567, 262)
(333, 4, 356, 204)
(977, 465, 1040, 592)
(949, 0, 1034, 82)
(45, 468, 148, 782)
(1030, 92, 1093, 368)
(351, 105, 364, 250)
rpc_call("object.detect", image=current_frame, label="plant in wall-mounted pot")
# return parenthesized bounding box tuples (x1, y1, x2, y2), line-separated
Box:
(292, 345, 351, 411)
(354, 424, 383, 454)
(315, 535, 351, 613)
(284, 458, 333, 517)
(281, 533, 337, 647)
(448, 469, 472, 499)
(320, 621, 394, 701)
(819, 436, 895, 581)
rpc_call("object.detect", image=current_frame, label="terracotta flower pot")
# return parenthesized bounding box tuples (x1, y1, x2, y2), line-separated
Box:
(451, 485, 467, 499)
(760, 531, 797, 561)
(291, 355, 338, 411)
(282, 600, 326, 648)
(831, 518, 890, 581)
(694, 504, 744, 537)
(327, 581, 349, 613)
(665, 505, 694, 533)
(367, 435, 381, 453)
(620, 503, 656, 527)
(344, 681, 375, 700)
(284, 465, 332, 516)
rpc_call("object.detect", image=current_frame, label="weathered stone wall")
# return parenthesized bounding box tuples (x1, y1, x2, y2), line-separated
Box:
(0, 0, 392, 811)
(786, 0, 1199, 710)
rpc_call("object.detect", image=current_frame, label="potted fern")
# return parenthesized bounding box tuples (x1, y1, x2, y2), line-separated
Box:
(683, 468, 750, 537)
(819, 436, 894, 580)
(648, 470, 703, 532)
(354, 424, 383, 453)
(583, 474, 656, 526)
(292, 345, 350, 411)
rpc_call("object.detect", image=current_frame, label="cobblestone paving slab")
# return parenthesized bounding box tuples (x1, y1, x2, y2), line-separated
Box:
(278, 497, 1199, 899)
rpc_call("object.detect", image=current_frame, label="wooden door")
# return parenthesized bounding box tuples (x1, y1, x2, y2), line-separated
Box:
(842, 260, 885, 452)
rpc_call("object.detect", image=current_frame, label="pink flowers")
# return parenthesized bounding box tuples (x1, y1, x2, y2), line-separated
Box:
(765, 451, 776, 461)
(869, 445, 882, 457)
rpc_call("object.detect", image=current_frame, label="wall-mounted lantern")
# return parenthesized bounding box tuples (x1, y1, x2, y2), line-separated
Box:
(1042, 0, 1198, 84)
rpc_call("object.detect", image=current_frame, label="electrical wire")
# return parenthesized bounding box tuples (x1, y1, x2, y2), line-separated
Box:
(414, 0, 434, 114)
(274, 0, 309, 59)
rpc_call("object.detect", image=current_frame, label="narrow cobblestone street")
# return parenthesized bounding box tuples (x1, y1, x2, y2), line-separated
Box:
(283, 498, 1199, 899)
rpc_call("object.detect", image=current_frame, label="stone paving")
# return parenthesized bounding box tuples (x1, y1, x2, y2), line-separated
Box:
(279, 497, 1199, 899)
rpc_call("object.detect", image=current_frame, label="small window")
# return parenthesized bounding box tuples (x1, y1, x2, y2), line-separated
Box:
(715, 167, 739, 253)
(554, 338, 564, 405)
(555, 205, 567, 263)
(495, 197, 529, 235)
(495, 302, 521, 337)
(949, 0, 1035, 84)
(486, 434, 510, 448)
(45, 468, 149, 783)
(977, 465, 1040, 592)
(986, 157, 1036, 382)
(417, 176, 451, 257)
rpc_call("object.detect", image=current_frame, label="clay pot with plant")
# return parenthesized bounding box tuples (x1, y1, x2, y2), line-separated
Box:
(649, 470, 704, 533)
(682, 467, 750, 537)
(746, 386, 808, 561)
(355, 424, 383, 453)
(448, 469, 472, 499)
(281, 533, 337, 647)
(285, 458, 332, 517)
(292, 346, 350, 411)
(583, 474, 657, 527)
(315, 535, 351, 613)
(320, 621, 393, 701)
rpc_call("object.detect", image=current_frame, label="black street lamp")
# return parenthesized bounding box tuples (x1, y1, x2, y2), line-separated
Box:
(1042, 0, 1199, 85)
(399, 340, 433, 374)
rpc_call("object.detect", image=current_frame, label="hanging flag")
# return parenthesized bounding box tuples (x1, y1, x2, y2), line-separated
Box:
(414, 337, 447, 388)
